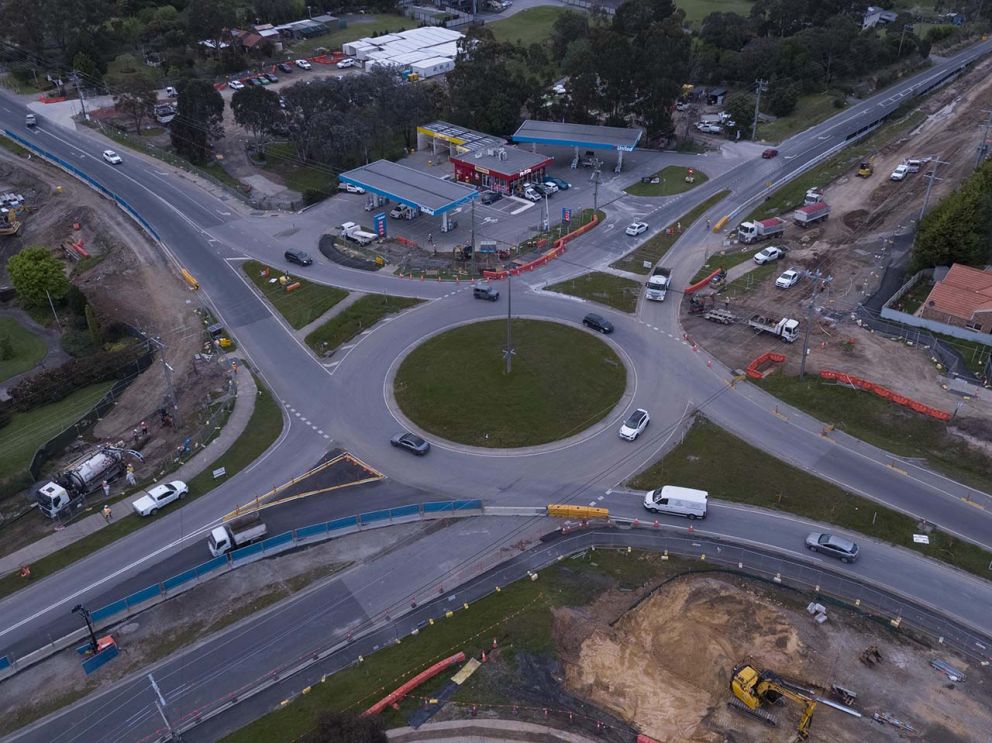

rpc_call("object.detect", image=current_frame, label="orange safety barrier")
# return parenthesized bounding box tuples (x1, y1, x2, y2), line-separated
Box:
(40, 95, 67, 103)
(482, 216, 599, 281)
(820, 369, 951, 421)
(684, 268, 724, 295)
(637, 736, 662, 743)
(745, 351, 786, 379)
(362, 652, 466, 716)
(284, 282, 302, 292)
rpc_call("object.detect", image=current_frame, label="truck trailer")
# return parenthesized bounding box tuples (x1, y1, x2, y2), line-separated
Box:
(209, 512, 268, 557)
(339, 221, 377, 246)
(645, 267, 671, 301)
(793, 202, 830, 227)
(748, 314, 800, 343)
(737, 217, 786, 244)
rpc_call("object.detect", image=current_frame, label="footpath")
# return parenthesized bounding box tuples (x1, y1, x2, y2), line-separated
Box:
(0, 365, 258, 575)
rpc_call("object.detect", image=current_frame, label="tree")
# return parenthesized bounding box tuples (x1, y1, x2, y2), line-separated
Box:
(231, 86, 281, 153)
(446, 34, 531, 135)
(766, 81, 799, 117)
(112, 73, 157, 134)
(550, 10, 589, 60)
(911, 161, 992, 271)
(72, 52, 102, 85)
(187, 0, 236, 54)
(303, 711, 387, 743)
(7, 246, 71, 310)
(723, 93, 755, 139)
(699, 12, 753, 52)
(171, 80, 224, 164)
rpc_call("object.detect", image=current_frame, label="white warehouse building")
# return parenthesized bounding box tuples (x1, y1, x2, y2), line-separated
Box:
(340, 26, 463, 78)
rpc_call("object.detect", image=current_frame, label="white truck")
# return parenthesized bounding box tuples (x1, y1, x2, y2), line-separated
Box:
(748, 314, 800, 342)
(645, 267, 671, 302)
(793, 202, 830, 227)
(737, 217, 786, 244)
(339, 221, 377, 246)
(208, 512, 268, 557)
(35, 446, 139, 518)
(803, 187, 823, 205)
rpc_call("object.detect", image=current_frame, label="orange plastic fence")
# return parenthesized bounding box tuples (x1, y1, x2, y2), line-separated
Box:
(819, 369, 951, 421)
(40, 96, 67, 104)
(362, 652, 466, 717)
(482, 216, 599, 281)
(684, 268, 723, 295)
(745, 352, 786, 379)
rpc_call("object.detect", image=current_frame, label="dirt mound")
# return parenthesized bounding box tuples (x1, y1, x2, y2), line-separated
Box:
(559, 575, 802, 741)
(843, 209, 869, 231)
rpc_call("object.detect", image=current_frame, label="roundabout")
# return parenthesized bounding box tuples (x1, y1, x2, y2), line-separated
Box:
(393, 319, 627, 448)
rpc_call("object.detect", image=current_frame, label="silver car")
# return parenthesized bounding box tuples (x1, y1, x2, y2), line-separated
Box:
(805, 532, 859, 562)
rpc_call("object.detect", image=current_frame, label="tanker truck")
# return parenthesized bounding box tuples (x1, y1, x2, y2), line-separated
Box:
(35, 446, 142, 518)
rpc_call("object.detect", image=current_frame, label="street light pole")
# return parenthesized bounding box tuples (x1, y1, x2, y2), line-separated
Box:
(751, 79, 767, 141)
(919, 156, 949, 222)
(503, 273, 513, 374)
(72, 604, 99, 654)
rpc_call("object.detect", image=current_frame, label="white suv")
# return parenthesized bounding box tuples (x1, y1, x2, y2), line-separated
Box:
(890, 164, 909, 181)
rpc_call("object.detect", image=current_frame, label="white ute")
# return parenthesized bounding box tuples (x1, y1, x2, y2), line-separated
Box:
(132, 480, 188, 517)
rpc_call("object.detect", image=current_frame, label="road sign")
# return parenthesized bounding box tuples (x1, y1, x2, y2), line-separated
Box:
(373, 212, 387, 237)
(561, 208, 572, 224)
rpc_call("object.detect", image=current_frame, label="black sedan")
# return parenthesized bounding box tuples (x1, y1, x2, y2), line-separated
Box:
(391, 432, 430, 455)
(277, 62, 294, 73)
(582, 313, 614, 334)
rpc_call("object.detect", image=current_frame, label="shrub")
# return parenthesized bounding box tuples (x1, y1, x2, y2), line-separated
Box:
(10, 344, 144, 411)
(303, 189, 328, 206)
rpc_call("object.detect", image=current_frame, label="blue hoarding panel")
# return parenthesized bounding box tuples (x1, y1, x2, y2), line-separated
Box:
(0, 656, 9, 671)
(82, 643, 119, 675)
(90, 599, 128, 623)
(262, 532, 293, 551)
(452, 499, 483, 511)
(231, 542, 263, 562)
(196, 556, 229, 577)
(327, 515, 358, 531)
(163, 568, 198, 591)
(125, 584, 161, 608)
(423, 501, 455, 513)
(296, 523, 327, 540)
(390, 505, 419, 519)
(360, 509, 390, 524)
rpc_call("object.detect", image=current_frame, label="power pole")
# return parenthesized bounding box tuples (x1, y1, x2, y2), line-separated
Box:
(591, 162, 601, 213)
(72, 604, 99, 654)
(503, 273, 513, 374)
(976, 109, 992, 170)
(73, 73, 88, 121)
(798, 270, 831, 381)
(148, 674, 181, 741)
(45, 289, 63, 332)
(919, 156, 949, 222)
(470, 198, 476, 253)
(751, 79, 767, 141)
(149, 337, 182, 428)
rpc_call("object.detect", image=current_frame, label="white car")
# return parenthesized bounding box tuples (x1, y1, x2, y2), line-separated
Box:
(229, 79, 245, 90)
(552, 83, 566, 95)
(338, 182, 366, 194)
(753, 246, 785, 264)
(619, 408, 650, 441)
(102, 149, 122, 165)
(890, 164, 909, 181)
(696, 122, 722, 134)
(775, 269, 801, 288)
(131, 480, 189, 517)
(625, 222, 649, 236)
(522, 187, 542, 202)
(337, 58, 358, 69)
(295, 59, 312, 70)
(541, 181, 559, 194)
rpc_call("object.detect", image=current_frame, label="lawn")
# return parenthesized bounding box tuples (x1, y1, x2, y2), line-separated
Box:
(546, 272, 642, 313)
(488, 7, 571, 46)
(611, 190, 729, 274)
(890, 276, 933, 315)
(243, 260, 348, 329)
(757, 374, 992, 492)
(624, 165, 709, 197)
(263, 142, 337, 197)
(628, 416, 992, 578)
(304, 294, 422, 356)
(0, 316, 47, 383)
(394, 320, 626, 447)
(758, 92, 845, 142)
(0, 376, 283, 601)
(689, 245, 761, 283)
(677, 0, 755, 25)
(291, 14, 410, 55)
(0, 383, 113, 482)
(747, 108, 926, 222)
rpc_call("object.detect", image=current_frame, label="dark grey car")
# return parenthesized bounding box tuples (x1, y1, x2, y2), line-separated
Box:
(582, 313, 614, 334)
(473, 284, 499, 301)
(391, 432, 430, 455)
(285, 249, 312, 266)
(805, 532, 859, 562)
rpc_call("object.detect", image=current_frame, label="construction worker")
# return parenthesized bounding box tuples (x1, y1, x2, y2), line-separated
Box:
(140, 420, 148, 436)
(126, 464, 137, 487)
(101, 480, 110, 499)
(102, 504, 112, 523)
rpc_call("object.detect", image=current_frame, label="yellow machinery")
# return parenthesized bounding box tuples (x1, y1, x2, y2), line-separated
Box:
(0, 206, 22, 236)
(730, 662, 817, 741)
(856, 161, 873, 177)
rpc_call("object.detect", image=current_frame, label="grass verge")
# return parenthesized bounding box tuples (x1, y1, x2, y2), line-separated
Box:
(304, 294, 422, 356)
(263, 142, 336, 196)
(489, 7, 571, 46)
(629, 416, 992, 577)
(243, 260, 348, 329)
(394, 319, 625, 447)
(0, 135, 29, 156)
(0, 316, 48, 383)
(690, 245, 761, 284)
(624, 166, 708, 197)
(0, 375, 283, 600)
(611, 190, 729, 275)
(545, 272, 642, 313)
(758, 92, 846, 142)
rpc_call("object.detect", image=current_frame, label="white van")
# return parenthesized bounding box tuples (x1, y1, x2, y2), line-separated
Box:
(643, 486, 708, 520)
(904, 159, 922, 173)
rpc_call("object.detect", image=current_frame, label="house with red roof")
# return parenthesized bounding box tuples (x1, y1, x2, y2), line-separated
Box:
(919, 264, 992, 333)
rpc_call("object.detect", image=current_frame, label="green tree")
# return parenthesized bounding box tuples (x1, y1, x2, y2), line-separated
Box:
(187, 0, 236, 54)
(447, 33, 530, 135)
(723, 93, 755, 139)
(111, 73, 158, 134)
(171, 79, 224, 164)
(231, 86, 281, 154)
(766, 81, 799, 117)
(71, 52, 102, 85)
(7, 246, 71, 310)
(911, 162, 992, 271)
(550, 9, 589, 60)
(303, 711, 387, 743)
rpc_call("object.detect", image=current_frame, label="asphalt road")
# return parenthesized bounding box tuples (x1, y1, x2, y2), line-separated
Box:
(0, 35, 991, 740)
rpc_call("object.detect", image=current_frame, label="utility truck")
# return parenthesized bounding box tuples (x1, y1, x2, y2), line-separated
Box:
(748, 314, 800, 342)
(35, 446, 142, 518)
(645, 267, 671, 302)
(339, 221, 377, 246)
(208, 512, 268, 557)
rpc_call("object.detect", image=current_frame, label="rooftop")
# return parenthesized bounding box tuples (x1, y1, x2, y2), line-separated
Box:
(452, 145, 553, 176)
(512, 120, 643, 152)
(339, 160, 478, 216)
(418, 121, 505, 154)
(922, 264, 992, 320)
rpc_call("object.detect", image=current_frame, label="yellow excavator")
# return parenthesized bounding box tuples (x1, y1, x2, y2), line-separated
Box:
(0, 206, 22, 236)
(730, 662, 818, 740)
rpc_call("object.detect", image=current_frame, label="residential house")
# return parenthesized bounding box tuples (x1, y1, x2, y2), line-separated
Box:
(862, 5, 899, 30)
(919, 263, 992, 333)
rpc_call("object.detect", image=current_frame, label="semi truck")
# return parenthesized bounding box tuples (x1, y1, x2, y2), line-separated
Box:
(645, 267, 671, 302)
(737, 217, 786, 244)
(339, 221, 377, 246)
(748, 314, 800, 343)
(793, 202, 830, 227)
(208, 512, 268, 557)
(35, 446, 141, 518)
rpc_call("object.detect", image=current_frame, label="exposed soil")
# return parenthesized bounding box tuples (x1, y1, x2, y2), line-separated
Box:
(556, 572, 992, 743)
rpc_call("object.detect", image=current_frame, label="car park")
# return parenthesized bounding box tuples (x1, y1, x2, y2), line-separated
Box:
(277, 62, 294, 73)
(480, 190, 502, 204)
(753, 246, 785, 264)
(805, 532, 859, 563)
(625, 222, 648, 236)
(473, 283, 499, 301)
(546, 176, 570, 190)
(229, 79, 245, 90)
(102, 149, 122, 164)
(131, 480, 188, 517)
(890, 164, 909, 181)
(337, 58, 358, 69)
(264, 72, 278, 83)
(338, 182, 366, 194)
(391, 432, 430, 455)
(775, 269, 800, 288)
(582, 313, 613, 334)
(619, 408, 650, 441)
(285, 249, 313, 266)
(762, 148, 778, 159)
(296, 59, 312, 70)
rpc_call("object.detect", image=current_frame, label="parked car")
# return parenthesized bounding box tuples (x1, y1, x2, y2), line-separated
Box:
(295, 59, 312, 70)
(228, 79, 245, 90)
(890, 164, 910, 181)
(522, 187, 542, 202)
(531, 182, 554, 197)
(618, 408, 650, 441)
(337, 58, 358, 69)
(805, 532, 859, 563)
(338, 182, 366, 194)
(391, 432, 430, 455)
(264, 72, 279, 83)
(546, 176, 570, 190)
(775, 269, 800, 288)
(165, 86, 178, 98)
(625, 222, 648, 236)
(753, 246, 785, 264)
(582, 313, 613, 334)
(255, 76, 270, 85)
(696, 122, 722, 134)
(762, 148, 779, 159)
(480, 190, 502, 204)
(102, 149, 122, 165)
(285, 249, 313, 266)
(552, 83, 567, 95)
(277, 62, 294, 73)
(131, 481, 188, 517)
(473, 283, 499, 301)
(541, 180, 559, 194)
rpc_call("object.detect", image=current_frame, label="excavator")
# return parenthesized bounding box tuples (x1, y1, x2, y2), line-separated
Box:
(730, 662, 819, 740)
(0, 206, 22, 236)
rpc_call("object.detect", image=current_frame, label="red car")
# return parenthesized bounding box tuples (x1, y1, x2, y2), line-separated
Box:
(762, 148, 779, 159)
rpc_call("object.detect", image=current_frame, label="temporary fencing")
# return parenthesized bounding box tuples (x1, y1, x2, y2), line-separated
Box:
(819, 369, 951, 421)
